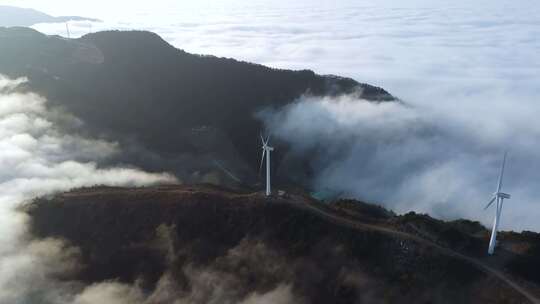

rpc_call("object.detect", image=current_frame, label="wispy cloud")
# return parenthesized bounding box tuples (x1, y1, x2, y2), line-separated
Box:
(260, 91, 540, 232)
(0, 75, 176, 303)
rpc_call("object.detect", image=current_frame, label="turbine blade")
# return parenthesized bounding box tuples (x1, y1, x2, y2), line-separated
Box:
(266, 134, 271, 145)
(484, 196, 496, 210)
(260, 133, 265, 144)
(259, 149, 266, 173)
(497, 152, 507, 192)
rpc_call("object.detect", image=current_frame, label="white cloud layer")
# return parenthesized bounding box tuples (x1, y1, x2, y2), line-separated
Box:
(0, 75, 177, 302)
(261, 93, 540, 232)
(15, 0, 539, 93)
(1, 1, 539, 232)
(0, 75, 302, 304)
(10, 0, 539, 231)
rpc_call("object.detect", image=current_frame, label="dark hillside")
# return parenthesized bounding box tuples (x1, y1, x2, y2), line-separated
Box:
(25, 185, 540, 303)
(0, 28, 395, 185)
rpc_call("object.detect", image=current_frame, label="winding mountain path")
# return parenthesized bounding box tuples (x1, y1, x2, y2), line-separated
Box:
(285, 195, 540, 304)
(56, 186, 540, 302)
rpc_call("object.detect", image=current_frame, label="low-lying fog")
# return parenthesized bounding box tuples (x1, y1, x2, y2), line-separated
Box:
(3, 0, 539, 230)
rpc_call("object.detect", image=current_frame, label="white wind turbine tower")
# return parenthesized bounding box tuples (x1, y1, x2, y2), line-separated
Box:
(484, 152, 511, 255)
(65, 22, 71, 38)
(259, 134, 274, 196)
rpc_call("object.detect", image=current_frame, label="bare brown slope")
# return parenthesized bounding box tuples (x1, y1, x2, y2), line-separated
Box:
(25, 185, 540, 303)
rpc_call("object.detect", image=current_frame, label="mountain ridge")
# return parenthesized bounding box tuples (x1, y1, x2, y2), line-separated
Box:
(0, 27, 396, 187)
(0, 5, 99, 27)
(25, 184, 540, 303)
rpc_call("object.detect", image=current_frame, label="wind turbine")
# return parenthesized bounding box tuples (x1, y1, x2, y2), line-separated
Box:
(259, 134, 274, 196)
(484, 152, 511, 255)
(65, 22, 71, 38)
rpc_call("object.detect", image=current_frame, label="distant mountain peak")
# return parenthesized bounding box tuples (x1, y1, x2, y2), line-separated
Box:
(0, 5, 99, 27)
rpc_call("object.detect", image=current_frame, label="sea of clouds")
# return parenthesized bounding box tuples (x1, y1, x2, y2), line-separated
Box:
(0, 1, 538, 302)
(2, 0, 540, 230)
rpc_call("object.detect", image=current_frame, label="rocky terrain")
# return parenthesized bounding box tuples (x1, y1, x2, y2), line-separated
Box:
(24, 185, 540, 303)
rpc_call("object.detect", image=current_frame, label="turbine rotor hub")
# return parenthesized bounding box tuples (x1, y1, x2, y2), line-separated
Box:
(496, 192, 511, 199)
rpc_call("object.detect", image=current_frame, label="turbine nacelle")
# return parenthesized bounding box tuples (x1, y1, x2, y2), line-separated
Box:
(484, 192, 511, 210)
(495, 192, 511, 199)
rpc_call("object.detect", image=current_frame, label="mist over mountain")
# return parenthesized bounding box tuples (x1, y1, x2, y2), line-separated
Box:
(0, 12, 539, 303)
(0, 5, 99, 27)
(0, 27, 394, 187)
(11, 0, 540, 233)
(0, 75, 176, 303)
(1, 27, 538, 233)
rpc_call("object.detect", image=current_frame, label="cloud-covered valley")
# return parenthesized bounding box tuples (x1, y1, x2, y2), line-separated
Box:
(260, 91, 540, 232)
(2, 0, 540, 232)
